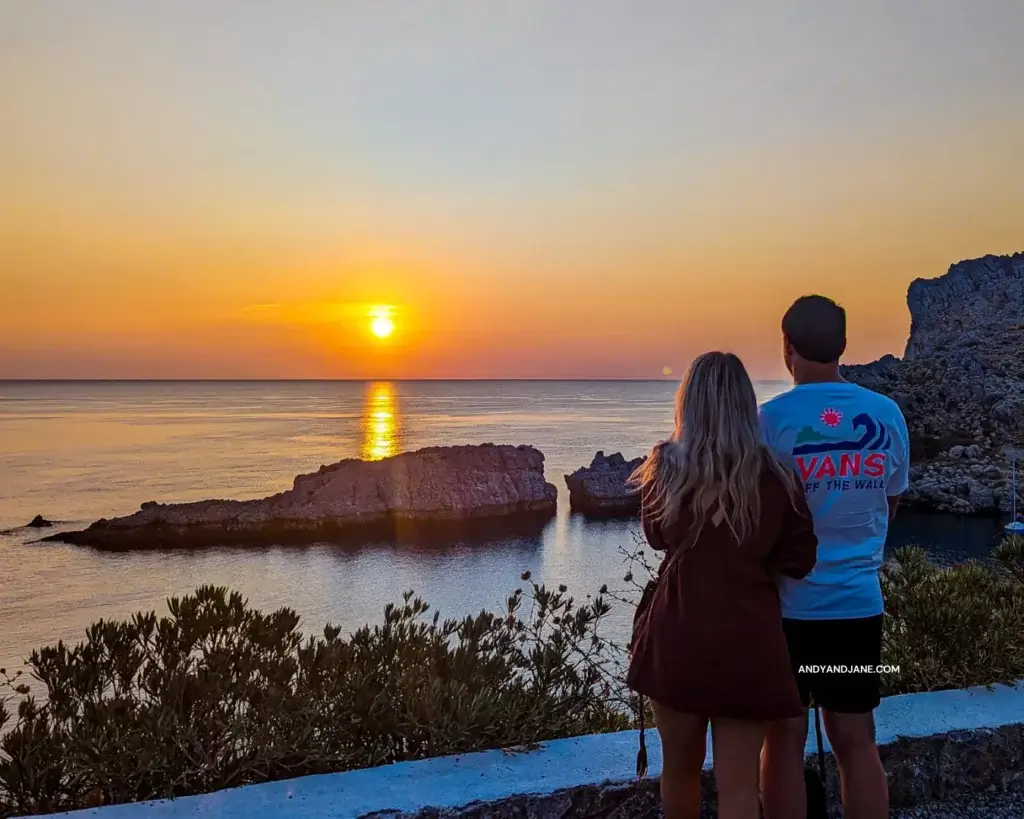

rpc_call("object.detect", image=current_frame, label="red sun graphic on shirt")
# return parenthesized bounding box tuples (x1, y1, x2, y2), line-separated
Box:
(820, 408, 843, 428)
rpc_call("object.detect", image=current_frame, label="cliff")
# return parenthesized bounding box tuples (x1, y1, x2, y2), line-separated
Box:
(843, 252, 1024, 515)
(904, 253, 1024, 360)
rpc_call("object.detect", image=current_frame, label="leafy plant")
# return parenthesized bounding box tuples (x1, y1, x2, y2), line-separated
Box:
(0, 580, 626, 818)
(994, 534, 1024, 583)
(880, 543, 1024, 695)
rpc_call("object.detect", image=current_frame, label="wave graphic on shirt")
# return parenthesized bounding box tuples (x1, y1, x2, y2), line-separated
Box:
(792, 412, 892, 455)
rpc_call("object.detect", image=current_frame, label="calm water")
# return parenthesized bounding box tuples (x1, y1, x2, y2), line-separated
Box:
(0, 381, 1006, 679)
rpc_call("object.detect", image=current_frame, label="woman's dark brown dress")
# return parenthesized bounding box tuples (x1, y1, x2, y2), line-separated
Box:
(626, 462, 818, 721)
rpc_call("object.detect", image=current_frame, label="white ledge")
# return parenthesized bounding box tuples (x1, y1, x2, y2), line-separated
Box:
(43, 681, 1024, 819)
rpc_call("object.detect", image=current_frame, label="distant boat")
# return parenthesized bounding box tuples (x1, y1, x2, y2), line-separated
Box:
(1006, 447, 1023, 535)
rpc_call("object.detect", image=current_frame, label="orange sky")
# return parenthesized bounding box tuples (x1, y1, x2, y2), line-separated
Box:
(2, 2, 1022, 380)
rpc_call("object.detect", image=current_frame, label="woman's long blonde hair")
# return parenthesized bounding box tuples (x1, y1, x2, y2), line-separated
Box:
(629, 351, 800, 543)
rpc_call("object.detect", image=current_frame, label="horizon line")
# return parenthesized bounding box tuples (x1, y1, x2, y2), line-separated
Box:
(0, 377, 794, 384)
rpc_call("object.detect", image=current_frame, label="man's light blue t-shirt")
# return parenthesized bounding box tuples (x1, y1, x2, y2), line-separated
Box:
(758, 382, 910, 621)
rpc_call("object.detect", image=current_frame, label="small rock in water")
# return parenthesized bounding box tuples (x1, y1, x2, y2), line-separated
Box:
(565, 451, 646, 517)
(27, 515, 53, 528)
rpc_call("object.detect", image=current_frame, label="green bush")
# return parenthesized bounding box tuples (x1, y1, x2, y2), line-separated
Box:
(880, 542, 1024, 695)
(993, 534, 1024, 583)
(0, 579, 626, 818)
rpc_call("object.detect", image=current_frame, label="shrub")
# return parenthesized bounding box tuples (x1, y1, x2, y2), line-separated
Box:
(0, 579, 626, 818)
(994, 534, 1024, 583)
(880, 543, 1024, 695)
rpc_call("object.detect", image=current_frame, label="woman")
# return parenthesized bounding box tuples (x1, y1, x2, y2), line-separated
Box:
(627, 352, 817, 819)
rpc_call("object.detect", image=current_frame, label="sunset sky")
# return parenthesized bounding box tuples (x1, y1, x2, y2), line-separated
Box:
(2, 1, 1022, 380)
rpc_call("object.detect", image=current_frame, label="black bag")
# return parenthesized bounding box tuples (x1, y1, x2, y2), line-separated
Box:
(629, 520, 702, 652)
(803, 704, 829, 819)
(629, 579, 657, 652)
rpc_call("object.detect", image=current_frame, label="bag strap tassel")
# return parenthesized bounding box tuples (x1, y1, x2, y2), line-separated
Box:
(636, 693, 648, 778)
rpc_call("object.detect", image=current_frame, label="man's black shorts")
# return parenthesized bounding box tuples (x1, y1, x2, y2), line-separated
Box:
(781, 615, 883, 714)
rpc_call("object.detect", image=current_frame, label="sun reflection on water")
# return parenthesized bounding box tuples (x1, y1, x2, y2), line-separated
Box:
(360, 382, 400, 461)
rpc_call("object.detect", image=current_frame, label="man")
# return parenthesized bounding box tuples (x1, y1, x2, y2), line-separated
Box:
(758, 295, 909, 819)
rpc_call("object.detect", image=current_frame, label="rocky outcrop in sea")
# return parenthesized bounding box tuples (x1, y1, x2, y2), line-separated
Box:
(44, 444, 558, 550)
(564, 451, 645, 517)
(842, 252, 1024, 515)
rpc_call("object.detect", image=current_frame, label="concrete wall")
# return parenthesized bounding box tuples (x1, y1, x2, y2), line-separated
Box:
(40, 681, 1024, 819)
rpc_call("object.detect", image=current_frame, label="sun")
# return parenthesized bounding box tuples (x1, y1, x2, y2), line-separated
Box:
(368, 305, 395, 338)
(371, 316, 394, 338)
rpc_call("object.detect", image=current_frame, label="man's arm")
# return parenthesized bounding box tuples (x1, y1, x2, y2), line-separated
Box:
(887, 495, 901, 522)
(886, 408, 911, 521)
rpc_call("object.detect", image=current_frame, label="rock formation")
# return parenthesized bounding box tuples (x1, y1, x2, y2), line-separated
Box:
(26, 515, 53, 528)
(44, 444, 558, 550)
(564, 451, 645, 517)
(842, 252, 1024, 515)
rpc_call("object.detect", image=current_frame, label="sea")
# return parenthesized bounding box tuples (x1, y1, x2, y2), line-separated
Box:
(0, 380, 1008, 680)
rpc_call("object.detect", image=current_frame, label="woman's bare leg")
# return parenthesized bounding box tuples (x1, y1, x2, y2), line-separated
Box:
(711, 717, 768, 819)
(761, 713, 809, 819)
(651, 701, 708, 819)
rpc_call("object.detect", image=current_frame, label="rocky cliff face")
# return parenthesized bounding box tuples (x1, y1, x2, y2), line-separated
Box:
(45, 444, 558, 549)
(904, 253, 1024, 359)
(843, 252, 1024, 515)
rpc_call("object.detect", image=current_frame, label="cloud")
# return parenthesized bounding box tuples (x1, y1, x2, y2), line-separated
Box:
(234, 302, 401, 325)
